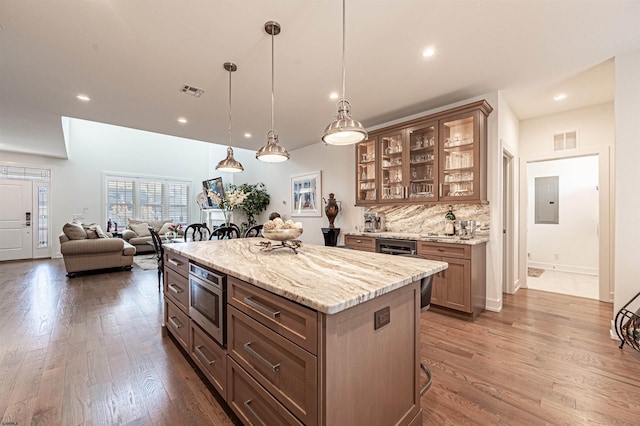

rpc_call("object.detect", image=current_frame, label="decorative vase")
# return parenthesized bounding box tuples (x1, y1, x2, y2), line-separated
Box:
(165, 231, 177, 242)
(223, 208, 232, 227)
(323, 193, 341, 228)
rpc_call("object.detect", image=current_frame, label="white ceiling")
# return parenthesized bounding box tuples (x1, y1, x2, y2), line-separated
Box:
(0, 1, 637, 159)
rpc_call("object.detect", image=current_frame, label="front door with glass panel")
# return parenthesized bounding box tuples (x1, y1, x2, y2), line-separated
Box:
(0, 179, 32, 261)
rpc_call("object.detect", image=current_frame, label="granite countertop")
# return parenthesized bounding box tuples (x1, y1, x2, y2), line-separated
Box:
(164, 239, 447, 315)
(344, 231, 490, 245)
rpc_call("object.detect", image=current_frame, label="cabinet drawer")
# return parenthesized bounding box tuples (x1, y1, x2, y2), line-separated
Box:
(164, 266, 189, 312)
(228, 276, 317, 354)
(164, 250, 189, 275)
(417, 241, 470, 259)
(344, 235, 376, 252)
(228, 306, 317, 425)
(190, 321, 227, 400)
(227, 357, 303, 426)
(165, 299, 189, 351)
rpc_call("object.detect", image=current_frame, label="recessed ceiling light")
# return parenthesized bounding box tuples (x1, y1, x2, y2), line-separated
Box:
(422, 48, 435, 58)
(329, 92, 339, 100)
(244, 133, 252, 138)
(177, 117, 188, 124)
(76, 94, 91, 102)
(554, 93, 567, 101)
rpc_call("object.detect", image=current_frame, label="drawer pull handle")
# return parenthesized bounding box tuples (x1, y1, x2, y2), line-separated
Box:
(168, 284, 183, 294)
(168, 259, 182, 266)
(195, 345, 216, 366)
(244, 297, 280, 319)
(168, 316, 182, 329)
(356, 239, 362, 243)
(437, 248, 445, 252)
(243, 399, 267, 426)
(244, 342, 280, 372)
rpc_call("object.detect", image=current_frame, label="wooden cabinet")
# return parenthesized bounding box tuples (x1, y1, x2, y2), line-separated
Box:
(355, 99, 492, 206)
(356, 137, 378, 204)
(417, 241, 486, 319)
(164, 251, 190, 351)
(343, 235, 376, 252)
(190, 321, 227, 399)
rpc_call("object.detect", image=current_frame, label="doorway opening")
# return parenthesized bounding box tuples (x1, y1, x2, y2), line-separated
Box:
(526, 155, 599, 299)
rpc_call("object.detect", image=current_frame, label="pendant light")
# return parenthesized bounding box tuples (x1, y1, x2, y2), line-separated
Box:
(216, 62, 244, 173)
(322, 0, 367, 145)
(256, 21, 290, 163)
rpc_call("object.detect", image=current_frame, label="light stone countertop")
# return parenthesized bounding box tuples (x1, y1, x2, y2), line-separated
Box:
(344, 231, 490, 245)
(164, 239, 447, 315)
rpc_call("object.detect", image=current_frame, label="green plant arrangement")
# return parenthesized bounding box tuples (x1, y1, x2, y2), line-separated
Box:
(229, 182, 270, 227)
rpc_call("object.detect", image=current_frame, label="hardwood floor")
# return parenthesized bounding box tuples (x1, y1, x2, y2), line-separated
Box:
(1, 258, 639, 425)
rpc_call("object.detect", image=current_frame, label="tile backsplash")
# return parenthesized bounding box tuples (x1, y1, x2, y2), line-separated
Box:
(368, 203, 490, 235)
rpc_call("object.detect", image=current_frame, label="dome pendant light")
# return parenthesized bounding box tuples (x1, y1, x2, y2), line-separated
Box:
(216, 62, 244, 173)
(256, 21, 290, 163)
(322, 0, 367, 145)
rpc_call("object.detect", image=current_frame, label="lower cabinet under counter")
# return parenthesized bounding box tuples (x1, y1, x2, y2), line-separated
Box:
(164, 263, 424, 425)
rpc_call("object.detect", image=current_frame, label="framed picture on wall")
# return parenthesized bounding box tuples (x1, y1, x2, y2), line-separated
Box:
(202, 177, 225, 208)
(291, 171, 322, 217)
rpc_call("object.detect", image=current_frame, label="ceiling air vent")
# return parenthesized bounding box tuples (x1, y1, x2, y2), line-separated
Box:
(180, 84, 204, 97)
(553, 130, 577, 151)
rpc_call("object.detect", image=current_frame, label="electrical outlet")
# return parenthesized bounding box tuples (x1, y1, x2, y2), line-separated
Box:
(553, 253, 559, 260)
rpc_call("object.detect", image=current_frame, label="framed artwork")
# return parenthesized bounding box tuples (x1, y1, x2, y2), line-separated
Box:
(291, 171, 322, 217)
(202, 177, 225, 208)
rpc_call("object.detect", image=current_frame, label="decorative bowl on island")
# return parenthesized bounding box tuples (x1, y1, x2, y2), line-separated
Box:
(261, 228, 303, 241)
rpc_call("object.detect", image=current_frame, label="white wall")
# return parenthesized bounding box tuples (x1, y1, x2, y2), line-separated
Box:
(500, 93, 523, 296)
(527, 156, 599, 274)
(1, 118, 239, 257)
(236, 142, 359, 246)
(614, 49, 640, 317)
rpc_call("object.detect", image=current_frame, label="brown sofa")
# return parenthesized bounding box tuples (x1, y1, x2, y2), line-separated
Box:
(122, 219, 182, 254)
(59, 225, 136, 277)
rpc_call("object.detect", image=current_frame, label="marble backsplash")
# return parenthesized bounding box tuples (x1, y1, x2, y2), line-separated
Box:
(368, 203, 490, 235)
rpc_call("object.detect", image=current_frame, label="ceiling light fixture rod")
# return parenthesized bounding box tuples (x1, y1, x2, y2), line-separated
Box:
(216, 62, 244, 173)
(321, 0, 367, 146)
(256, 21, 290, 163)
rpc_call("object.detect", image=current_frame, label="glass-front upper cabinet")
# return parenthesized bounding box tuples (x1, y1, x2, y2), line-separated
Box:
(379, 131, 405, 200)
(356, 137, 378, 204)
(407, 122, 438, 201)
(439, 110, 482, 202)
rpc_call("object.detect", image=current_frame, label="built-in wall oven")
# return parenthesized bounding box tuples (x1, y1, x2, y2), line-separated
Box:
(189, 263, 227, 346)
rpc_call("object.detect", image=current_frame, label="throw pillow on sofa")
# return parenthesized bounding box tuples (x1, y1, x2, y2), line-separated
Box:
(129, 222, 152, 237)
(158, 222, 175, 235)
(63, 222, 87, 240)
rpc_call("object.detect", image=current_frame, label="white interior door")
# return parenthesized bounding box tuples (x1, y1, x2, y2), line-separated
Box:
(0, 179, 33, 261)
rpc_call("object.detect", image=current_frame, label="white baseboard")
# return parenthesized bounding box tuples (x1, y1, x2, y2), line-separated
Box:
(528, 262, 598, 276)
(485, 297, 502, 312)
(610, 320, 618, 341)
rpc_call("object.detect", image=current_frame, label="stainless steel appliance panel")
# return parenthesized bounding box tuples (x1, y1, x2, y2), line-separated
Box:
(189, 263, 227, 346)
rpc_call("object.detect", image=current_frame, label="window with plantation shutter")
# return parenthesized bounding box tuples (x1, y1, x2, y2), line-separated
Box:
(106, 178, 135, 226)
(104, 174, 191, 227)
(169, 183, 189, 224)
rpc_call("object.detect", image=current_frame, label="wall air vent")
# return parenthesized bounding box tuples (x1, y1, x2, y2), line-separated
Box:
(180, 84, 205, 97)
(553, 130, 577, 151)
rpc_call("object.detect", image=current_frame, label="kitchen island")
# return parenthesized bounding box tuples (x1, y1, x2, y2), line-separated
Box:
(162, 239, 447, 426)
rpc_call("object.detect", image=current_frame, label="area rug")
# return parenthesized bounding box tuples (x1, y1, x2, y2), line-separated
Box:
(528, 267, 545, 278)
(133, 254, 158, 270)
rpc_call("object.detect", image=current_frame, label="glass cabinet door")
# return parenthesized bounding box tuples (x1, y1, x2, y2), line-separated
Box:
(439, 112, 479, 201)
(356, 138, 377, 204)
(407, 123, 438, 201)
(379, 131, 405, 201)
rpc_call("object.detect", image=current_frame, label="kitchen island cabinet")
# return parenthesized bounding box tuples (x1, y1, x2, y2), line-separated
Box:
(163, 239, 446, 426)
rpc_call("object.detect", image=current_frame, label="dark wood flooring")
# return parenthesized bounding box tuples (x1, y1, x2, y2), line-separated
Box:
(1, 258, 639, 425)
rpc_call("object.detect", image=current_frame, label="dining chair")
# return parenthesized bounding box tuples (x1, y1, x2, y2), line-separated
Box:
(183, 222, 211, 241)
(148, 227, 164, 291)
(243, 224, 263, 238)
(209, 226, 240, 240)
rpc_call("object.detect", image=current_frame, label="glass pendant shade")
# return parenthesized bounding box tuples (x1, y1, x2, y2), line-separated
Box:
(216, 146, 244, 172)
(256, 130, 289, 162)
(257, 21, 290, 163)
(215, 62, 243, 173)
(322, 100, 367, 145)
